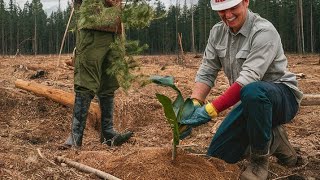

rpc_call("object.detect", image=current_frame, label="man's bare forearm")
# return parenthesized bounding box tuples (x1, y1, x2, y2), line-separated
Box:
(191, 82, 211, 103)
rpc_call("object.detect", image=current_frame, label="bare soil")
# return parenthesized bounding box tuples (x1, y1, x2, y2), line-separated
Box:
(0, 54, 319, 179)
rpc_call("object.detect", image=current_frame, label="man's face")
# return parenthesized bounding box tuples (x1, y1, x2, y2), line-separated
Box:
(217, 0, 249, 33)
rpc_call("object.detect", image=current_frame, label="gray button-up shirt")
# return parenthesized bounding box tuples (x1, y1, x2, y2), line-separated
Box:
(196, 10, 303, 103)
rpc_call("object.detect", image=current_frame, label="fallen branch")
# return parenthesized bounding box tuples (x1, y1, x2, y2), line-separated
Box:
(271, 173, 297, 180)
(26, 64, 52, 71)
(268, 170, 278, 177)
(176, 144, 198, 148)
(14, 79, 101, 129)
(300, 94, 320, 106)
(65, 59, 74, 67)
(291, 162, 309, 171)
(188, 153, 206, 156)
(295, 73, 306, 79)
(55, 156, 121, 180)
(37, 148, 57, 166)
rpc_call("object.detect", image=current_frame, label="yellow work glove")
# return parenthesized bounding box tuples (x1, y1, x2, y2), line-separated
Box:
(204, 103, 218, 118)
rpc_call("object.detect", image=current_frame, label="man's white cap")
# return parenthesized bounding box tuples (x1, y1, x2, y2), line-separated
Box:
(210, 0, 243, 11)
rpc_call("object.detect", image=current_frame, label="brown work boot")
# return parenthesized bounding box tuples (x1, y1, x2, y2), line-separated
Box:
(270, 125, 297, 167)
(240, 148, 270, 180)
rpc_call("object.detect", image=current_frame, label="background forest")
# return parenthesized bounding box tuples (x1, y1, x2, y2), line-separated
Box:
(0, 0, 319, 55)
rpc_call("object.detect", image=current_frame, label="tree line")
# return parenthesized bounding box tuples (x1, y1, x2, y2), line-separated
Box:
(0, 0, 319, 56)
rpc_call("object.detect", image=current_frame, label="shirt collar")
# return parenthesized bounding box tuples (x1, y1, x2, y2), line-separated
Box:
(227, 10, 253, 37)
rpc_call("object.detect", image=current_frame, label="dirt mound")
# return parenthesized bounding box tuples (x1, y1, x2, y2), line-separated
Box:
(67, 147, 239, 180)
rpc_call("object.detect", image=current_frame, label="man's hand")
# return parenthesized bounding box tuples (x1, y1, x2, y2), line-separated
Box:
(179, 124, 192, 139)
(180, 103, 218, 127)
(179, 98, 203, 139)
(191, 98, 203, 107)
(179, 99, 202, 139)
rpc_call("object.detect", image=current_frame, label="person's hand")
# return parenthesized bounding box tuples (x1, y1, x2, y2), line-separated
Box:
(191, 98, 202, 107)
(179, 99, 203, 139)
(180, 103, 218, 127)
(179, 124, 192, 139)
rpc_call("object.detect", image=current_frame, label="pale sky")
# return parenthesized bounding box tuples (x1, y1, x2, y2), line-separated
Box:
(4, 0, 70, 14)
(4, 0, 198, 15)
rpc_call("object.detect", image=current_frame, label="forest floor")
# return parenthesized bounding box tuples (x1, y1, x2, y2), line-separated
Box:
(0, 53, 319, 180)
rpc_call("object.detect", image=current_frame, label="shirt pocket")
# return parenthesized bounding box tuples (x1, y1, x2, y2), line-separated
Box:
(215, 45, 229, 75)
(233, 49, 250, 78)
(236, 49, 249, 66)
(216, 45, 227, 59)
(216, 45, 227, 67)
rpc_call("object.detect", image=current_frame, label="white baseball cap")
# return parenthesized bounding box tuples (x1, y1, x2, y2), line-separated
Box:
(210, 0, 243, 11)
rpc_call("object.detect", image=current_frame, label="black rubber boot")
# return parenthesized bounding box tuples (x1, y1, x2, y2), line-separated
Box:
(240, 144, 270, 180)
(104, 131, 133, 146)
(63, 92, 93, 149)
(99, 95, 132, 146)
(270, 125, 297, 166)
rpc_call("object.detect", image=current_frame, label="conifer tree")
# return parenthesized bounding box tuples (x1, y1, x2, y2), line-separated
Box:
(0, 0, 6, 55)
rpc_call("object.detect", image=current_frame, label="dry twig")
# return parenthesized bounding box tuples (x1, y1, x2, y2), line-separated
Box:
(268, 170, 278, 177)
(37, 148, 57, 166)
(292, 162, 309, 171)
(55, 156, 121, 180)
(271, 173, 297, 180)
(176, 144, 198, 148)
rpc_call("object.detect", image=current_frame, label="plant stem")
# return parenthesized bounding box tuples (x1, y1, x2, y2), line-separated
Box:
(172, 143, 177, 161)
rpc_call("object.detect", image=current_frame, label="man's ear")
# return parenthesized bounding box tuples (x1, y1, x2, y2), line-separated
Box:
(74, 0, 82, 6)
(243, 0, 250, 8)
(105, 0, 121, 7)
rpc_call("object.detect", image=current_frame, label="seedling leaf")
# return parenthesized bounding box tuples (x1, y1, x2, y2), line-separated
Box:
(173, 94, 184, 116)
(150, 75, 181, 94)
(178, 98, 195, 122)
(151, 75, 193, 160)
(155, 93, 180, 145)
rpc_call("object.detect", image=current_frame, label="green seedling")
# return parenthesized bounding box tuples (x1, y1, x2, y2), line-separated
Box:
(150, 75, 195, 160)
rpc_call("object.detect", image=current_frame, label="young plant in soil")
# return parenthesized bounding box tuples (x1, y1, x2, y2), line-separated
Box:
(150, 75, 194, 160)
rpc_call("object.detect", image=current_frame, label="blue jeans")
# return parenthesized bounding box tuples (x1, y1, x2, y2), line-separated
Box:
(207, 82, 299, 163)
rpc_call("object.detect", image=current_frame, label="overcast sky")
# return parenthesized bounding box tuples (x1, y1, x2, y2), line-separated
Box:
(4, 0, 70, 14)
(4, 0, 198, 15)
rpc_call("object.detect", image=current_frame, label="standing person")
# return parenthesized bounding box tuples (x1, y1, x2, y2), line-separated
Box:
(63, 0, 132, 149)
(180, 0, 303, 179)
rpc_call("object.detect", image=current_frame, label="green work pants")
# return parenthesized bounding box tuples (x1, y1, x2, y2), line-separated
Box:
(74, 29, 119, 97)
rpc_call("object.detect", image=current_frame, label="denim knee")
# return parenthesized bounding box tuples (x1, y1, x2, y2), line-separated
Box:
(240, 82, 268, 104)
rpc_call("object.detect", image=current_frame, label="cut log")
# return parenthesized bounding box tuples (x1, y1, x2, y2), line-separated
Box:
(301, 94, 320, 106)
(55, 156, 121, 180)
(65, 59, 74, 67)
(14, 79, 101, 129)
(27, 64, 54, 71)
